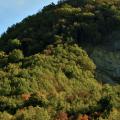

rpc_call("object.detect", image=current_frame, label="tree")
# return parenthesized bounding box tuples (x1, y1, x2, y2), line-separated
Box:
(9, 39, 21, 50)
(8, 49, 24, 63)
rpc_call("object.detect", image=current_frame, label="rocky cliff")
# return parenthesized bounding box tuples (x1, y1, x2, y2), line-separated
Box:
(91, 45, 120, 84)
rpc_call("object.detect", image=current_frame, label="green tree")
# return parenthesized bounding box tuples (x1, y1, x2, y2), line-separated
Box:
(9, 39, 21, 50)
(8, 49, 24, 63)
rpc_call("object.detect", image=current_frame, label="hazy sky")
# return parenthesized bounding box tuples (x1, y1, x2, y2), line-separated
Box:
(0, 0, 58, 35)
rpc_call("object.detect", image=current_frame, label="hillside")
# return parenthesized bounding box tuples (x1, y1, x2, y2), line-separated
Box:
(0, 0, 120, 120)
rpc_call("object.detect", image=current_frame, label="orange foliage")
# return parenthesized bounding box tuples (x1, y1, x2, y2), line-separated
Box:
(22, 94, 31, 101)
(55, 112, 68, 120)
(77, 114, 89, 120)
(19, 108, 25, 113)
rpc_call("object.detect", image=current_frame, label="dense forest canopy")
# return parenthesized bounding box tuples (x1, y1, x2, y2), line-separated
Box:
(1, 0, 120, 55)
(0, 0, 120, 120)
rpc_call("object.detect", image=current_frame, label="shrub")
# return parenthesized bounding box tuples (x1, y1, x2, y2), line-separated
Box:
(0, 78, 11, 95)
(0, 112, 13, 120)
(15, 107, 51, 120)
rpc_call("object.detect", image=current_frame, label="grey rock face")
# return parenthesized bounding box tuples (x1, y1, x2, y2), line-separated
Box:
(91, 48, 120, 84)
(106, 31, 120, 51)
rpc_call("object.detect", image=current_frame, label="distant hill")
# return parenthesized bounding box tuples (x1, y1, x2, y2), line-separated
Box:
(1, 0, 120, 55)
(0, 0, 120, 119)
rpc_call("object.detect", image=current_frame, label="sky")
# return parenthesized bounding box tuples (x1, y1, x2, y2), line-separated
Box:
(0, 0, 58, 35)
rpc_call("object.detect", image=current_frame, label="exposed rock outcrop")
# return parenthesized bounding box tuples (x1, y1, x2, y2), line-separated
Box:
(91, 47, 120, 84)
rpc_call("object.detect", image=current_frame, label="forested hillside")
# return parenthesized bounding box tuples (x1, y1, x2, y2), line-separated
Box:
(0, 0, 120, 119)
